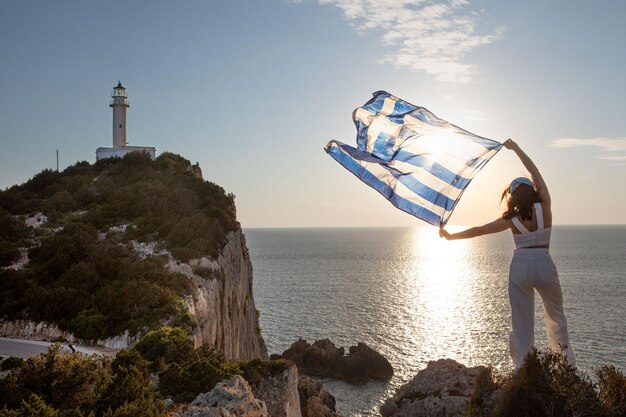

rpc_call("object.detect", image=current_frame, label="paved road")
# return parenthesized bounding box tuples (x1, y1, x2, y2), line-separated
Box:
(0, 337, 114, 359)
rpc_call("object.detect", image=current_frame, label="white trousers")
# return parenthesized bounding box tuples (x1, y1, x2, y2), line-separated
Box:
(508, 248, 575, 369)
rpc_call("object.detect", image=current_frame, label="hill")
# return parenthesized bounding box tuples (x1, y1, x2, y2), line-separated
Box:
(0, 152, 265, 358)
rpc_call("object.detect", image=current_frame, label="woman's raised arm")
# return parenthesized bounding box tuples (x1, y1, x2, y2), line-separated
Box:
(503, 139, 551, 204)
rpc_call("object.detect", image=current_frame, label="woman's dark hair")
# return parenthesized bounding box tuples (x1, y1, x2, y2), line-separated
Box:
(501, 183, 542, 221)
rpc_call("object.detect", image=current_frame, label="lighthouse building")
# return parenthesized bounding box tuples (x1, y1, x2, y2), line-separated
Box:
(96, 82, 156, 161)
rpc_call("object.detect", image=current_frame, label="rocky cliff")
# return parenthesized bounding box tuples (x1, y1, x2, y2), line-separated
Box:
(178, 229, 267, 360)
(0, 152, 266, 360)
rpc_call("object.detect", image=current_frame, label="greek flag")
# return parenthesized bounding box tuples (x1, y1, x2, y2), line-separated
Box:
(324, 91, 502, 226)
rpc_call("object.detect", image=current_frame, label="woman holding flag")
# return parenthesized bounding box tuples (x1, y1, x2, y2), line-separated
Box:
(439, 139, 575, 370)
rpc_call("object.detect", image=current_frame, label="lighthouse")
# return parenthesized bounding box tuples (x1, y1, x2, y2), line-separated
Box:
(96, 82, 156, 161)
(110, 82, 129, 147)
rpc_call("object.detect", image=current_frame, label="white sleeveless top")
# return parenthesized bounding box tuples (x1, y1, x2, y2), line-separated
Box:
(512, 202, 551, 248)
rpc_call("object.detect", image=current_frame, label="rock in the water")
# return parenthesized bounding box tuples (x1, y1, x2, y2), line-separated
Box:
(277, 339, 393, 382)
(298, 376, 342, 417)
(380, 399, 400, 417)
(381, 359, 486, 417)
(174, 375, 269, 417)
(339, 343, 394, 381)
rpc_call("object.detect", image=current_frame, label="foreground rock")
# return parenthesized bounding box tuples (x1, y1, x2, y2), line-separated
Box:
(273, 339, 393, 382)
(173, 360, 341, 417)
(243, 359, 301, 417)
(380, 359, 486, 417)
(174, 375, 269, 417)
(298, 376, 342, 417)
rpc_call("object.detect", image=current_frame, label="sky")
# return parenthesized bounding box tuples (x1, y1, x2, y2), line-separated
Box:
(1, 0, 625, 227)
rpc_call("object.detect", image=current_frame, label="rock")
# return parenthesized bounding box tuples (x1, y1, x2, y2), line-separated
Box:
(179, 230, 268, 361)
(381, 359, 487, 417)
(164, 398, 175, 409)
(338, 343, 394, 381)
(277, 338, 393, 382)
(174, 375, 269, 417)
(0, 320, 71, 343)
(245, 360, 301, 417)
(380, 399, 399, 417)
(298, 376, 342, 417)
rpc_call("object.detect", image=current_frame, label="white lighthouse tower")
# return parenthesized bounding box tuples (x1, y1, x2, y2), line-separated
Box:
(111, 82, 129, 147)
(96, 82, 156, 161)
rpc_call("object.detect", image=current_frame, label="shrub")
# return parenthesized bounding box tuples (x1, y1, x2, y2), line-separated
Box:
(465, 366, 499, 417)
(0, 269, 33, 318)
(239, 358, 290, 387)
(0, 208, 29, 267)
(68, 310, 107, 340)
(0, 208, 29, 241)
(102, 397, 165, 417)
(29, 222, 99, 283)
(0, 344, 166, 417)
(157, 345, 241, 402)
(134, 327, 193, 367)
(0, 241, 20, 268)
(0, 356, 24, 371)
(23, 169, 61, 195)
(42, 191, 77, 214)
(0, 394, 60, 417)
(111, 349, 149, 374)
(596, 365, 626, 417)
(168, 310, 197, 331)
(97, 365, 155, 413)
(0, 344, 112, 412)
(492, 349, 605, 417)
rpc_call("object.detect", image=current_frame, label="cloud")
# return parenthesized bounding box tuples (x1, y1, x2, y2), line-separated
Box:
(317, 0, 501, 83)
(550, 137, 626, 161)
(598, 155, 626, 161)
(461, 109, 487, 122)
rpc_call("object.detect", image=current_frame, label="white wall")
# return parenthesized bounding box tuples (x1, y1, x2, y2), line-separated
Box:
(96, 146, 156, 161)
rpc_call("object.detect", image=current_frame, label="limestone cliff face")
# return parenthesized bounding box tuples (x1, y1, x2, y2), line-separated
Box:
(0, 320, 138, 349)
(0, 321, 68, 342)
(181, 229, 268, 360)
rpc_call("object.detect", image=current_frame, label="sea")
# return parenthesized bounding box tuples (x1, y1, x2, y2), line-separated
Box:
(245, 226, 626, 417)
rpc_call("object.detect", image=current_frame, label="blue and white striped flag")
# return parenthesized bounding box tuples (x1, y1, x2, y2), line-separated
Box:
(325, 91, 502, 227)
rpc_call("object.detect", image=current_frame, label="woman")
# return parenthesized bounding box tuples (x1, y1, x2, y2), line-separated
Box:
(439, 138, 575, 369)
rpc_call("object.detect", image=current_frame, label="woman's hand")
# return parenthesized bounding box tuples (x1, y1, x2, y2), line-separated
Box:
(503, 138, 519, 150)
(439, 227, 451, 240)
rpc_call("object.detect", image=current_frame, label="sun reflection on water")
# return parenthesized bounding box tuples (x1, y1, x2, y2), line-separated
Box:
(396, 226, 512, 374)
(404, 227, 473, 362)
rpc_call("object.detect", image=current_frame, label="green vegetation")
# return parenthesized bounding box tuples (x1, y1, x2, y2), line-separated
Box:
(239, 357, 291, 387)
(0, 357, 24, 371)
(0, 328, 284, 415)
(133, 327, 241, 402)
(0, 344, 165, 417)
(467, 349, 626, 417)
(0, 207, 29, 267)
(134, 327, 194, 369)
(0, 152, 239, 339)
